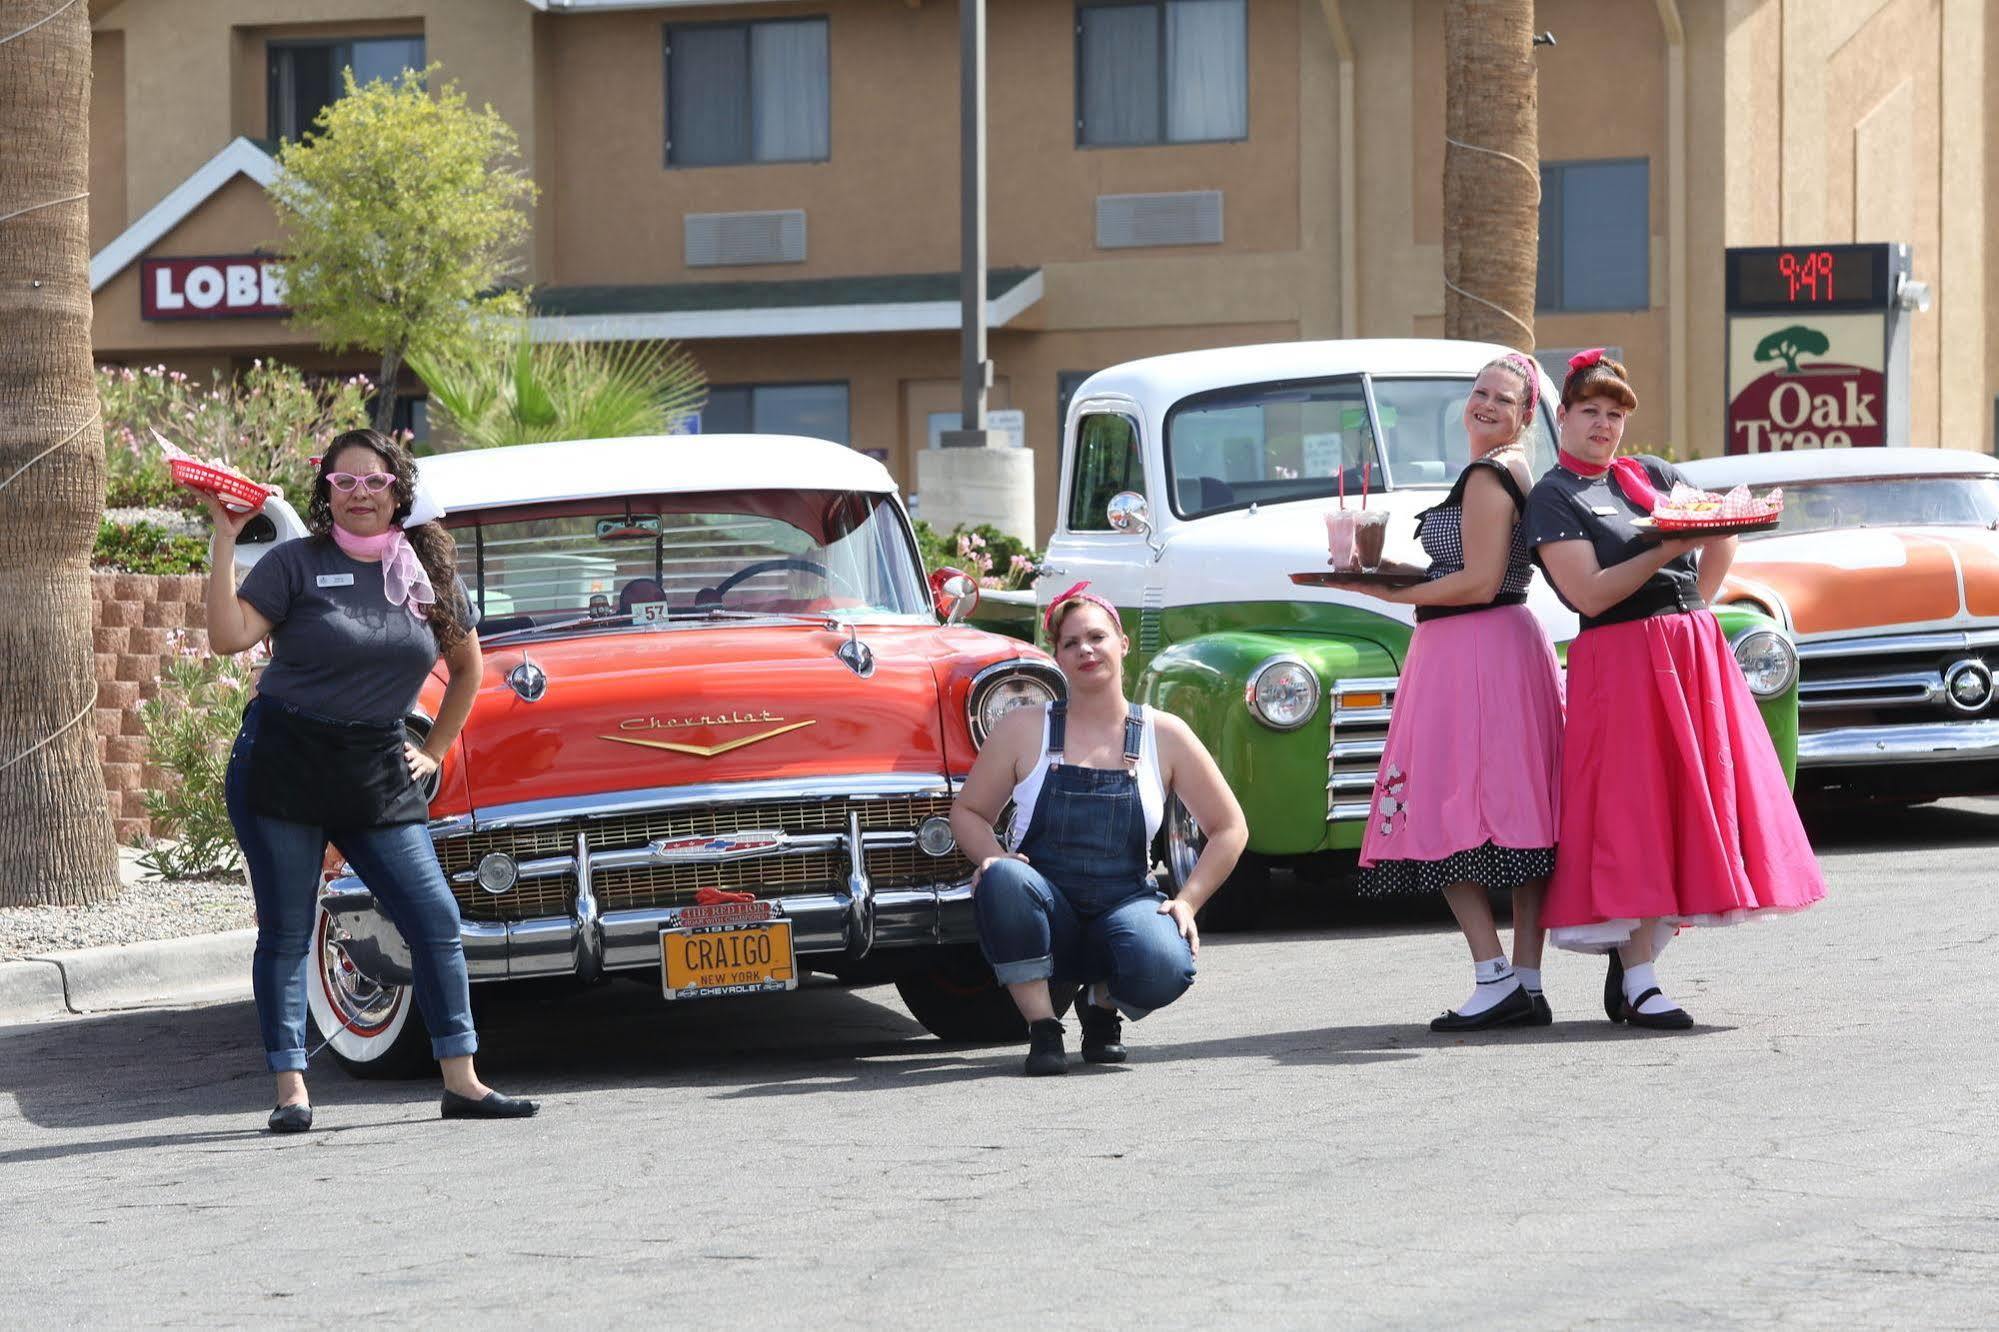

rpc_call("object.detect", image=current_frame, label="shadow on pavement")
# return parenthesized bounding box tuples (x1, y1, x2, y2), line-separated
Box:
(1800, 797, 1999, 855)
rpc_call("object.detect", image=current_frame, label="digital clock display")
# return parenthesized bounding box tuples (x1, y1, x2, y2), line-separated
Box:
(1726, 245, 1891, 312)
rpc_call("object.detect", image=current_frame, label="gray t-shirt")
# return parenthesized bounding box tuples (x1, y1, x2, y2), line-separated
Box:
(238, 537, 443, 725)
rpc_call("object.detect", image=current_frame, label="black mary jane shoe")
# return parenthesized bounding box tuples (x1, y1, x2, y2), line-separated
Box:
(440, 1089, 541, 1120)
(1620, 987, 1695, 1031)
(1024, 1018, 1069, 1077)
(1527, 991, 1553, 1027)
(267, 1102, 313, 1134)
(1429, 982, 1537, 1033)
(1604, 951, 1626, 1024)
(1077, 993, 1128, 1065)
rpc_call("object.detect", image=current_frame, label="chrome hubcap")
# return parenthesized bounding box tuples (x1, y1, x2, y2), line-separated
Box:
(321, 934, 402, 1030)
(1166, 798, 1205, 890)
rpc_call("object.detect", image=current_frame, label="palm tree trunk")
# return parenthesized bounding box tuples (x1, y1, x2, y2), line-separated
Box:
(1442, 0, 1540, 352)
(0, 0, 119, 906)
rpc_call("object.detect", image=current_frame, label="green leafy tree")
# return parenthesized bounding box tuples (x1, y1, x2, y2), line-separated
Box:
(407, 323, 706, 450)
(269, 67, 536, 432)
(1753, 325, 1830, 375)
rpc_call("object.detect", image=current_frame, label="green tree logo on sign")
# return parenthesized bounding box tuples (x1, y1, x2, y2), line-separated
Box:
(1753, 324, 1831, 375)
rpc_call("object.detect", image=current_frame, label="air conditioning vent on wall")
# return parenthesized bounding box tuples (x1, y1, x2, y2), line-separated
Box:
(1095, 191, 1224, 249)
(685, 210, 807, 267)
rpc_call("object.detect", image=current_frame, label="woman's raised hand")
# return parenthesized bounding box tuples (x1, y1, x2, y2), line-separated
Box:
(193, 487, 260, 541)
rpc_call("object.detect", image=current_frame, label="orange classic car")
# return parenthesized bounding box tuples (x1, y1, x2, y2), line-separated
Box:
(1680, 447, 1999, 804)
(236, 434, 1061, 1074)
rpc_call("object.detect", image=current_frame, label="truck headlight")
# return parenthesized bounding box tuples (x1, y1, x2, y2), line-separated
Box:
(1246, 656, 1320, 730)
(1732, 628, 1798, 698)
(968, 661, 1065, 745)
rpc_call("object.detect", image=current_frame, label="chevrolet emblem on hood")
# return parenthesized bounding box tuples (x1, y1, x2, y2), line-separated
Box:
(598, 718, 816, 758)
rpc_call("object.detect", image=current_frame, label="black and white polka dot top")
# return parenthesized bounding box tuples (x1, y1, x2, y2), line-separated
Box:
(1413, 457, 1533, 620)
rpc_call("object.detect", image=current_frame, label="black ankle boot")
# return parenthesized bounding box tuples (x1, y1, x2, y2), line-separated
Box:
(1024, 1018, 1068, 1076)
(1077, 992, 1127, 1064)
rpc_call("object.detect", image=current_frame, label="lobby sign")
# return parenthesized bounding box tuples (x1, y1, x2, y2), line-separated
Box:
(141, 255, 289, 320)
(1725, 313, 1886, 452)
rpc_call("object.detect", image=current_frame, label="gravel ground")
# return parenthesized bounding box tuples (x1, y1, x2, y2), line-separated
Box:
(104, 505, 205, 536)
(0, 872, 251, 961)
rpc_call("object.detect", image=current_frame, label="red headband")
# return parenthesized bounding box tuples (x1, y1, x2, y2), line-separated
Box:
(1044, 581, 1121, 637)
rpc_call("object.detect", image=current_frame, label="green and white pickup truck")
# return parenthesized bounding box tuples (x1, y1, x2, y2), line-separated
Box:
(978, 339, 1800, 921)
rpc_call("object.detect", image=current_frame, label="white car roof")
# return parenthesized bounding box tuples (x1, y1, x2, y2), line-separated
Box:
(1679, 447, 1999, 487)
(413, 434, 895, 513)
(1070, 338, 1556, 406)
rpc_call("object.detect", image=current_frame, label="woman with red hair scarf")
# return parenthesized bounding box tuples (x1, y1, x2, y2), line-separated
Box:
(1523, 351, 1825, 1029)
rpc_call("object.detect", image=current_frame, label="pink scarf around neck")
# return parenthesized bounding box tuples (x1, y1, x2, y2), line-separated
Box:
(331, 522, 434, 622)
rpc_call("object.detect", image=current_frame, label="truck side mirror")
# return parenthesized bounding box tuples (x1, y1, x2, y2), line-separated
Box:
(1106, 491, 1151, 535)
(930, 567, 980, 625)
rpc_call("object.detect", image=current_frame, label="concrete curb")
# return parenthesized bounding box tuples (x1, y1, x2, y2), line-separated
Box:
(0, 929, 256, 1024)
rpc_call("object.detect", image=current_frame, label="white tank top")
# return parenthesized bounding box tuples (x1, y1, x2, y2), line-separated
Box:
(1006, 704, 1167, 850)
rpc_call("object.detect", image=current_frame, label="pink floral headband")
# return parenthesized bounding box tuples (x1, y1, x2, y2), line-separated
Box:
(1044, 581, 1121, 637)
(1493, 351, 1541, 414)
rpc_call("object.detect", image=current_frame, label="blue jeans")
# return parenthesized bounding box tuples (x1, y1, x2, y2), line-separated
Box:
(225, 707, 477, 1073)
(973, 859, 1196, 1020)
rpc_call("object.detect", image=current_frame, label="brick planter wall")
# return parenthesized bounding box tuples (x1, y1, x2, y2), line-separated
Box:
(91, 572, 210, 844)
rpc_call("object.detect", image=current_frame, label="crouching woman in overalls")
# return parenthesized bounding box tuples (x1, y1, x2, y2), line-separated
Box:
(950, 585, 1248, 1075)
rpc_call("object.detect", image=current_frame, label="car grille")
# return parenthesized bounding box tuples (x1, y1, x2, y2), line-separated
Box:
(437, 791, 973, 922)
(1797, 631, 1999, 729)
(1327, 677, 1397, 822)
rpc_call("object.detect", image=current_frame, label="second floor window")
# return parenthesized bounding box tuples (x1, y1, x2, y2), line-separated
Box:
(1538, 159, 1651, 312)
(268, 36, 425, 142)
(1077, 0, 1246, 147)
(702, 382, 850, 445)
(666, 18, 830, 167)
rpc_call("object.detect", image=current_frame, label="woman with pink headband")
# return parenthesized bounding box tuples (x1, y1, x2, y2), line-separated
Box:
(949, 583, 1246, 1075)
(1328, 352, 1566, 1031)
(193, 428, 537, 1131)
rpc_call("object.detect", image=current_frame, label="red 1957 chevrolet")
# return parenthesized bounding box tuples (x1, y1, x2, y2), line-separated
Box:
(236, 434, 1061, 1074)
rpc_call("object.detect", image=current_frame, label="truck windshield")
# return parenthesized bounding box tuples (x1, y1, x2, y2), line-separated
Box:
(1164, 374, 1556, 517)
(447, 490, 933, 635)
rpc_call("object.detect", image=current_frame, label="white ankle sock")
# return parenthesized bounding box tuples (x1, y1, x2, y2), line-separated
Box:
(1455, 956, 1520, 1016)
(1514, 966, 1542, 994)
(1650, 920, 1678, 959)
(1621, 962, 1678, 1016)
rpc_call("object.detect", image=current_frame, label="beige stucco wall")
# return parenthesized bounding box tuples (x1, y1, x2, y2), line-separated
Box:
(89, 31, 125, 254)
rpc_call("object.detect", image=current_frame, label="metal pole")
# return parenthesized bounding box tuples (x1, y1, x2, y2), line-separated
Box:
(946, 0, 990, 447)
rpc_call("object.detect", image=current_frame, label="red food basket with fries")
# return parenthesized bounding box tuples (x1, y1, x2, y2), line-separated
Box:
(153, 429, 276, 514)
(1638, 482, 1784, 538)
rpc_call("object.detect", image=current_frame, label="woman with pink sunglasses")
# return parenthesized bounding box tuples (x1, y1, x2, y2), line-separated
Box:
(195, 428, 537, 1131)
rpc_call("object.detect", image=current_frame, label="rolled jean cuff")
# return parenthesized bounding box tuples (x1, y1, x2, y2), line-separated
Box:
(266, 1047, 309, 1073)
(429, 1033, 479, 1060)
(989, 954, 1054, 986)
(1106, 993, 1153, 1023)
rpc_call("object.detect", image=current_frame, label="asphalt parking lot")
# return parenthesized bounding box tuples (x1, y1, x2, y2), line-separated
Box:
(3, 799, 1997, 1328)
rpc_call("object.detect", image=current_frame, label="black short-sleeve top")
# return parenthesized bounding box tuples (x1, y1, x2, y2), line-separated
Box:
(1522, 455, 1705, 631)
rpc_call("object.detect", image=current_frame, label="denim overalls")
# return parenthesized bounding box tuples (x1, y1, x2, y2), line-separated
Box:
(973, 701, 1197, 1021)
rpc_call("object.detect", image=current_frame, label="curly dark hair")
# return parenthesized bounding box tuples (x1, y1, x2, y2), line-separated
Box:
(309, 428, 471, 655)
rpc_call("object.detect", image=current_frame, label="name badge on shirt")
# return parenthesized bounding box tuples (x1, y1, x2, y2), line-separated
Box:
(1590, 505, 1620, 516)
(316, 573, 355, 588)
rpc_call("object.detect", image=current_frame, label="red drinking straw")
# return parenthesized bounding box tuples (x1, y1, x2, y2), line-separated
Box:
(1338, 461, 1346, 509)
(1362, 459, 1371, 508)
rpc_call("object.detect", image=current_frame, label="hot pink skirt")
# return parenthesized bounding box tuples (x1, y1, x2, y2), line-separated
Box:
(1545, 609, 1826, 950)
(1358, 605, 1564, 887)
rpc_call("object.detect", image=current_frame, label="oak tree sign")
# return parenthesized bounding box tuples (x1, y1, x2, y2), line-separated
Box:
(1725, 244, 1914, 454)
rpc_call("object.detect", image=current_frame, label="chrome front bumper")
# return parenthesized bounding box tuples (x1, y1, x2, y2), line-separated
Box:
(1796, 719, 1999, 768)
(322, 877, 979, 985)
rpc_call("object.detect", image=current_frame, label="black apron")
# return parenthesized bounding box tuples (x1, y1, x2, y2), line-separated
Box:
(243, 696, 429, 830)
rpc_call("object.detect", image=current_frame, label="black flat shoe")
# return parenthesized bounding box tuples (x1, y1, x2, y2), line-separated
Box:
(1024, 1017, 1068, 1076)
(267, 1103, 313, 1134)
(1605, 951, 1626, 1024)
(1430, 983, 1537, 1032)
(1528, 992, 1553, 1026)
(1621, 987, 1694, 1031)
(1077, 992, 1127, 1064)
(441, 1089, 540, 1120)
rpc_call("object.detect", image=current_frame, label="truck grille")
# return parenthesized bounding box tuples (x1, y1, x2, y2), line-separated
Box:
(1797, 631, 1999, 728)
(437, 791, 971, 922)
(1327, 677, 1397, 822)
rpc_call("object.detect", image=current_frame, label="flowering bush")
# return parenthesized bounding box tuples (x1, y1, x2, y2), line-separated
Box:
(911, 520, 1041, 590)
(93, 519, 207, 575)
(99, 361, 376, 510)
(136, 642, 262, 877)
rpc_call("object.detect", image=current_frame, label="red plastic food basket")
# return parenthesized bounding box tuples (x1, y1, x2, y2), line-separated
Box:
(166, 457, 273, 513)
(1650, 507, 1781, 531)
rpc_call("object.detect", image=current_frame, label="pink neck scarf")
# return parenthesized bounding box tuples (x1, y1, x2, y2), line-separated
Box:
(1558, 449, 1660, 515)
(331, 522, 435, 622)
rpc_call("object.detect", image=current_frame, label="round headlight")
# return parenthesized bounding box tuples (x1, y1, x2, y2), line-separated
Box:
(916, 816, 957, 857)
(1246, 657, 1320, 730)
(971, 667, 1062, 745)
(475, 853, 519, 895)
(1732, 629, 1798, 698)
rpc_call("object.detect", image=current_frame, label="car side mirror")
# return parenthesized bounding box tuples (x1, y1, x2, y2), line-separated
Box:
(1106, 491, 1151, 535)
(930, 567, 980, 625)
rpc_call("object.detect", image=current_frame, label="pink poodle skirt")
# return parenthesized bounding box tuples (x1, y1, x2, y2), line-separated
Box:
(1358, 605, 1564, 894)
(1544, 608, 1826, 951)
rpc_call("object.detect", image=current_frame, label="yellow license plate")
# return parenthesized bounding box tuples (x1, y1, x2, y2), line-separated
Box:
(660, 918, 796, 1001)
